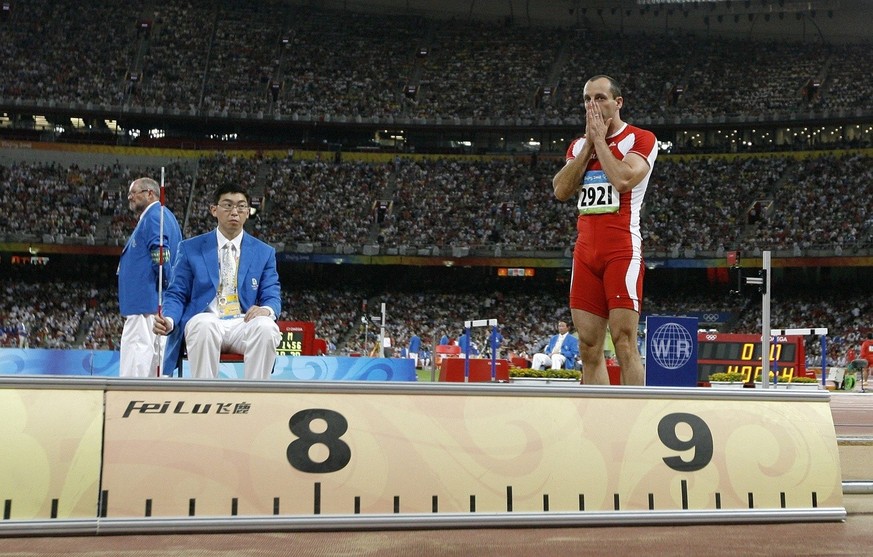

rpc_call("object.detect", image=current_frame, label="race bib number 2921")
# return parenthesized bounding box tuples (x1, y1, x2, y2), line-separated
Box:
(578, 170, 619, 215)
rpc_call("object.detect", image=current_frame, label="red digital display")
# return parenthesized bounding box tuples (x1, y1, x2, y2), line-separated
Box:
(277, 321, 316, 356)
(697, 332, 811, 381)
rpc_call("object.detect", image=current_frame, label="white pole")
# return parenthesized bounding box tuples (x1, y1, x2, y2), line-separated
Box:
(362, 299, 369, 356)
(380, 302, 387, 357)
(761, 251, 771, 389)
(155, 166, 166, 378)
(364, 319, 369, 355)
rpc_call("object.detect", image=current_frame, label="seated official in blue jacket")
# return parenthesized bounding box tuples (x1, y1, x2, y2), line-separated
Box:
(153, 184, 282, 379)
(531, 320, 579, 370)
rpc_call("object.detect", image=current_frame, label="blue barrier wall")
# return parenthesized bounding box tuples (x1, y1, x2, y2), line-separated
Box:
(0, 349, 416, 381)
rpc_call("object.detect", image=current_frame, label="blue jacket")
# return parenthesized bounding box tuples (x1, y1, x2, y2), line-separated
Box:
(118, 202, 183, 315)
(117, 202, 183, 371)
(162, 230, 281, 335)
(408, 335, 421, 353)
(490, 330, 504, 349)
(546, 333, 579, 369)
(457, 333, 479, 356)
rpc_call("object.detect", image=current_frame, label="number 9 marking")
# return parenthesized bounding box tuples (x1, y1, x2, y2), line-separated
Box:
(658, 413, 714, 472)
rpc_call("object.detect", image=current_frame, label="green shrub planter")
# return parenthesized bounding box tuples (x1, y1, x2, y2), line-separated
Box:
(509, 368, 581, 385)
(509, 368, 581, 380)
(709, 372, 820, 389)
(708, 372, 745, 383)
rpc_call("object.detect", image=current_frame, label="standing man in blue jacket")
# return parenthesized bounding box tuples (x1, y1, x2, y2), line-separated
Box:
(531, 320, 579, 370)
(408, 333, 422, 368)
(457, 330, 479, 358)
(118, 177, 183, 377)
(153, 184, 281, 379)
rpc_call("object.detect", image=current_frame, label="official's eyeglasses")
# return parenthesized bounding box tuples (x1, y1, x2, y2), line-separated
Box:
(127, 189, 151, 197)
(216, 202, 250, 213)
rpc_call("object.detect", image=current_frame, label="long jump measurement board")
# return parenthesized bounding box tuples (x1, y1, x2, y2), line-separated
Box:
(0, 377, 844, 535)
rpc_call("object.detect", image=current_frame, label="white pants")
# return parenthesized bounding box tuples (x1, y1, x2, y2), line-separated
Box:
(185, 313, 281, 379)
(531, 352, 567, 371)
(409, 352, 419, 368)
(120, 314, 165, 378)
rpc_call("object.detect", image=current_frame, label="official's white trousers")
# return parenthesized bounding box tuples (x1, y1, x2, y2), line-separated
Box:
(184, 313, 281, 379)
(531, 352, 567, 371)
(120, 314, 165, 378)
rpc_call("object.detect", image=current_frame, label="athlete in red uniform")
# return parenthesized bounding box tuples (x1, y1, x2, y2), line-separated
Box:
(859, 334, 873, 386)
(553, 75, 658, 386)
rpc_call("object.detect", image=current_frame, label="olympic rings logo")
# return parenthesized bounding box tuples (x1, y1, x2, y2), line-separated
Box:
(705, 334, 718, 341)
(702, 313, 720, 322)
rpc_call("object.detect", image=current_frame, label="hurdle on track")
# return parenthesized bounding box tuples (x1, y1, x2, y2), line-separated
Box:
(462, 318, 500, 382)
(770, 327, 829, 387)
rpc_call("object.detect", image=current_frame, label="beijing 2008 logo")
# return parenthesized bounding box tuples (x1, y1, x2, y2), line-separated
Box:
(650, 323, 694, 370)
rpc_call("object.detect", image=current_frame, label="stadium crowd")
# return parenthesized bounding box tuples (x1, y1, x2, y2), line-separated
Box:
(1, 1, 871, 375)
(0, 162, 106, 241)
(257, 154, 388, 246)
(3, 152, 870, 256)
(731, 287, 870, 367)
(1, 1, 871, 124)
(0, 279, 99, 350)
(754, 153, 872, 252)
(0, 0, 138, 107)
(3, 148, 867, 370)
(1, 272, 869, 373)
(381, 157, 573, 251)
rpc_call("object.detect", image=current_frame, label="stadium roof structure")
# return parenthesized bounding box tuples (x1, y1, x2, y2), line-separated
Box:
(290, 0, 870, 42)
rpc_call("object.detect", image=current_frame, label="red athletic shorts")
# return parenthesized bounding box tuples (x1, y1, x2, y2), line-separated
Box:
(569, 236, 644, 319)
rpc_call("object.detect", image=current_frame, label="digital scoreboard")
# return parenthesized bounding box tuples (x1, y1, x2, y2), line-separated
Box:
(697, 332, 809, 382)
(276, 321, 316, 356)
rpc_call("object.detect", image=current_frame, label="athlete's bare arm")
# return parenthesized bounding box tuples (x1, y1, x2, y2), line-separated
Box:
(591, 143, 651, 194)
(553, 140, 592, 202)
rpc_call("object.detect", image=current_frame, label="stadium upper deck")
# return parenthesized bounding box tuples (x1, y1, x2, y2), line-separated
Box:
(0, 0, 871, 154)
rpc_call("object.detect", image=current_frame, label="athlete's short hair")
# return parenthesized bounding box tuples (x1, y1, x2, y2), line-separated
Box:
(587, 75, 622, 99)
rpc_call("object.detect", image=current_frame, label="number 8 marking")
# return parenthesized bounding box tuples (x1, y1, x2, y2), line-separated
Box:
(658, 413, 714, 472)
(287, 409, 351, 473)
